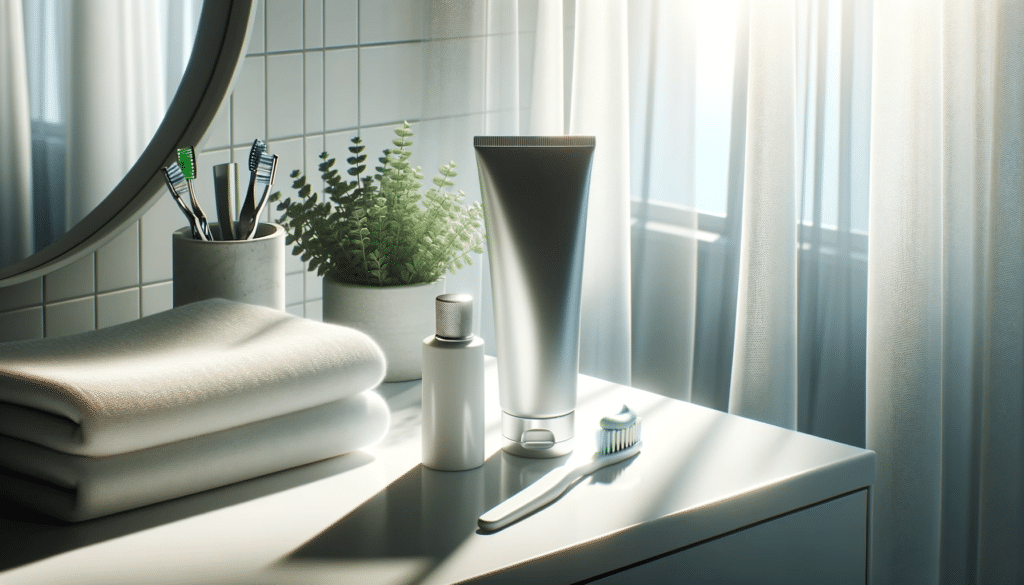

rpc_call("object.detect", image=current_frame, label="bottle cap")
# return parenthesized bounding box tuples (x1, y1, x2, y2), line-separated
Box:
(435, 294, 473, 340)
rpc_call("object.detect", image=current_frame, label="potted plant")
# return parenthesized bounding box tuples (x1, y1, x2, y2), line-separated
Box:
(271, 122, 485, 381)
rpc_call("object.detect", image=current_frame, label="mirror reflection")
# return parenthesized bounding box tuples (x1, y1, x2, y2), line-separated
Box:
(1, 0, 201, 270)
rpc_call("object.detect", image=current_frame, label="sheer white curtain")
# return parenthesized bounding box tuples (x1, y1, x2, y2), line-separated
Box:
(0, 0, 34, 266)
(67, 0, 167, 227)
(14, 0, 198, 255)
(629, 0, 697, 402)
(727, 1, 799, 428)
(869, 0, 1024, 582)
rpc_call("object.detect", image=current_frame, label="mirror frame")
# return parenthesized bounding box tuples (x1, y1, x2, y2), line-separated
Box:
(0, 0, 258, 286)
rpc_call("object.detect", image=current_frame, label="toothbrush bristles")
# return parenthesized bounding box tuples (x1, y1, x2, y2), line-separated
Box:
(165, 163, 185, 185)
(249, 139, 267, 171)
(176, 147, 197, 180)
(256, 153, 278, 186)
(165, 163, 190, 197)
(597, 419, 641, 455)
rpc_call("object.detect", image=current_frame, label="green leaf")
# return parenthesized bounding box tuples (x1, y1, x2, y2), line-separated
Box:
(270, 138, 485, 286)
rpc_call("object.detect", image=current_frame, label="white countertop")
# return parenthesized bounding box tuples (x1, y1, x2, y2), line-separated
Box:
(0, 358, 874, 584)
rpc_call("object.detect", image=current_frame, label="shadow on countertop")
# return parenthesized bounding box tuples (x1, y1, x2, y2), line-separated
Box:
(0, 451, 374, 572)
(276, 449, 634, 584)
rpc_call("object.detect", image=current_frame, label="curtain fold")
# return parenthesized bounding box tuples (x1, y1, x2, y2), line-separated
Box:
(0, 0, 34, 267)
(794, 0, 870, 448)
(570, 0, 633, 386)
(67, 0, 166, 228)
(867, 2, 944, 582)
(938, 1, 992, 580)
(527, 0, 563, 135)
(869, 1, 1024, 582)
(727, 0, 799, 429)
(972, 2, 1024, 580)
(629, 0, 697, 402)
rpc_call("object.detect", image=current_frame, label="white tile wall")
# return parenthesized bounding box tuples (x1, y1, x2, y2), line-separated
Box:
(44, 297, 95, 338)
(360, 0, 427, 44)
(265, 0, 304, 52)
(360, 43, 425, 125)
(304, 51, 325, 132)
(0, 0, 493, 341)
(324, 0, 358, 47)
(96, 288, 141, 329)
(0, 307, 43, 343)
(44, 254, 94, 303)
(323, 49, 359, 131)
(0, 278, 41, 312)
(95, 224, 140, 292)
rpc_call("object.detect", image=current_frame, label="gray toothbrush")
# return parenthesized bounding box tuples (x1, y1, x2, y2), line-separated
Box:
(245, 153, 278, 240)
(237, 139, 267, 240)
(163, 164, 207, 241)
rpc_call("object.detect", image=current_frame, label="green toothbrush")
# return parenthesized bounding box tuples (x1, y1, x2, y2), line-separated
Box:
(177, 147, 213, 240)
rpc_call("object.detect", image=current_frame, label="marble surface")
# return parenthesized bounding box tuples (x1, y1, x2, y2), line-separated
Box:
(0, 358, 874, 584)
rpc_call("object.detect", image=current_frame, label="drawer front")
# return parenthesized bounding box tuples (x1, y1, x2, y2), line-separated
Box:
(592, 489, 868, 585)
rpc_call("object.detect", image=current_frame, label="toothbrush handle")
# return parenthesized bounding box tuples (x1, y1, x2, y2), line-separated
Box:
(245, 184, 272, 240)
(246, 181, 278, 240)
(238, 173, 258, 240)
(478, 444, 640, 532)
(163, 171, 202, 240)
(478, 463, 583, 532)
(186, 180, 213, 241)
(244, 155, 277, 240)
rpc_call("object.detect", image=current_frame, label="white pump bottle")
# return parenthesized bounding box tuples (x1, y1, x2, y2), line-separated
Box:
(421, 294, 485, 471)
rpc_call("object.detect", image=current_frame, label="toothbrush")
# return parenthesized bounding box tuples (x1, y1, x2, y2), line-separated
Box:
(237, 139, 268, 241)
(478, 405, 642, 532)
(243, 152, 279, 240)
(177, 147, 213, 241)
(163, 164, 207, 241)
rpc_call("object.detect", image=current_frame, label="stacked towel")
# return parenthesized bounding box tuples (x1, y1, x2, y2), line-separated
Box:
(0, 299, 390, 521)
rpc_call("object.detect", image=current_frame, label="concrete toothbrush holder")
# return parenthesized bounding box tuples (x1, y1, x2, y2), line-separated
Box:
(172, 222, 286, 311)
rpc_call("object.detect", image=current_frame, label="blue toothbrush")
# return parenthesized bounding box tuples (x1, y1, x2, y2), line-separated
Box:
(237, 139, 268, 240)
(163, 163, 207, 241)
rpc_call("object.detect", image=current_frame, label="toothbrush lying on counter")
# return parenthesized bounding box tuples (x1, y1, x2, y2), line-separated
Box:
(478, 405, 643, 532)
(164, 141, 278, 241)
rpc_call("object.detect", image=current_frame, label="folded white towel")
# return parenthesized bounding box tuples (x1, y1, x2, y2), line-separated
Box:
(0, 298, 386, 457)
(0, 390, 390, 522)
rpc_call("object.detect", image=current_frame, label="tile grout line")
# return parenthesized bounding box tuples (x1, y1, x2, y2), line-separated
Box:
(268, 0, 272, 146)
(357, 0, 362, 136)
(40, 270, 47, 338)
(136, 221, 143, 323)
(300, 0, 310, 314)
(92, 252, 98, 331)
(313, 0, 330, 315)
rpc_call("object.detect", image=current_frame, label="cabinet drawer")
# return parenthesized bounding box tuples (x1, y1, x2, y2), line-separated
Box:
(593, 490, 868, 585)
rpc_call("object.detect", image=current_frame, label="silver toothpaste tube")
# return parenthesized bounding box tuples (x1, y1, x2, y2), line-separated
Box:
(474, 136, 595, 458)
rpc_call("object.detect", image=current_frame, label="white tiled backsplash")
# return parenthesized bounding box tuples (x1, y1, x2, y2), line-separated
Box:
(0, 0, 491, 342)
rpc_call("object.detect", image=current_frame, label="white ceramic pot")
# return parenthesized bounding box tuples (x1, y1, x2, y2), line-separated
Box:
(172, 223, 286, 310)
(323, 278, 445, 382)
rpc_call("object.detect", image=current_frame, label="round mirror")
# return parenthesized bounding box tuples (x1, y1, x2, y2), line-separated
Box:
(0, 0, 256, 285)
